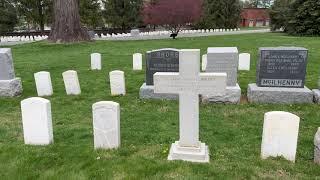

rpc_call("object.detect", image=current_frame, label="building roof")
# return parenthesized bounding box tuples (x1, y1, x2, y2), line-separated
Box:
(241, 8, 270, 20)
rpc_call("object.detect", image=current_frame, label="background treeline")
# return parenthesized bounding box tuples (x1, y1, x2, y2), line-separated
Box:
(270, 0, 320, 36)
(1, 0, 319, 36)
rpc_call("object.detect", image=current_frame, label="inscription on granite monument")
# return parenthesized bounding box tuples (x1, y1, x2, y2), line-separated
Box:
(146, 48, 179, 85)
(257, 47, 308, 88)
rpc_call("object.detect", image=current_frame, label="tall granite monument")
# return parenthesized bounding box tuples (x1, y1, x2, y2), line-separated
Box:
(139, 48, 179, 100)
(248, 47, 313, 104)
(202, 47, 241, 104)
(0, 48, 23, 97)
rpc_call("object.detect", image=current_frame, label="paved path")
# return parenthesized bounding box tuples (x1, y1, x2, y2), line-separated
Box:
(95, 29, 271, 41)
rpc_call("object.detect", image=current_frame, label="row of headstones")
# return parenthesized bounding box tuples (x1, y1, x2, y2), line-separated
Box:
(97, 28, 241, 39)
(134, 52, 250, 71)
(21, 98, 120, 149)
(34, 70, 125, 97)
(20, 97, 320, 164)
(0, 35, 48, 42)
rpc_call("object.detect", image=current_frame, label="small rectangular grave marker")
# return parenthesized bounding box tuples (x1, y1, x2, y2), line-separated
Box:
(91, 53, 102, 70)
(239, 53, 250, 71)
(202, 54, 207, 71)
(34, 71, 53, 96)
(133, 53, 142, 70)
(21, 97, 53, 145)
(62, 70, 81, 95)
(261, 111, 300, 162)
(109, 70, 126, 96)
(93, 101, 120, 149)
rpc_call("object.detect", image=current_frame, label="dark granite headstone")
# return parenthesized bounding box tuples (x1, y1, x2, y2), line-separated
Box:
(257, 47, 308, 88)
(146, 48, 179, 85)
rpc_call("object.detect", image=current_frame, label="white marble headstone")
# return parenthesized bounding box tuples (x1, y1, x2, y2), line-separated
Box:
(238, 53, 250, 71)
(133, 53, 142, 70)
(109, 70, 126, 96)
(93, 101, 120, 149)
(62, 70, 81, 95)
(34, 71, 53, 96)
(261, 111, 300, 162)
(202, 54, 207, 71)
(21, 97, 53, 145)
(91, 53, 102, 70)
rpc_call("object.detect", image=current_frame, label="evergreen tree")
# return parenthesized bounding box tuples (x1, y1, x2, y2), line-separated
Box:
(15, 0, 52, 32)
(243, 0, 273, 8)
(0, 0, 18, 34)
(269, 0, 292, 31)
(199, 0, 241, 29)
(80, 0, 103, 29)
(103, 0, 143, 30)
(271, 0, 320, 36)
(286, 0, 320, 36)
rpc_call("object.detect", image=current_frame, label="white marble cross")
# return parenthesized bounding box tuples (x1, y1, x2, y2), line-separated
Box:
(154, 49, 227, 163)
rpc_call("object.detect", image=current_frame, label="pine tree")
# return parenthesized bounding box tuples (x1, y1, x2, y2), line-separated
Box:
(103, 0, 143, 30)
(287, 0, 320, 36)
(199, 0, 241, 29)
(0, 0, 18, 34)
(80, 0, 103, 29)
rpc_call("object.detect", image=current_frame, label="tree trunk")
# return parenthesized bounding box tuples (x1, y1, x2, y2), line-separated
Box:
(38, 0, 45, 33)
(48, 0, 90, 43)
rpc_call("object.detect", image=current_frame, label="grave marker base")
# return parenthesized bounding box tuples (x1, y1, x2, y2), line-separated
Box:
(168, 141, 209, 163)
(202, 83, 241, 104)
(248, 83, 313, 104)
(0, 78, 22, 97)
(312, 89, 320, 104)
(139, 83, 178, 100)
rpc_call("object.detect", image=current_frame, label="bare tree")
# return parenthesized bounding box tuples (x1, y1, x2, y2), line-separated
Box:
(48, 0, 90, 43)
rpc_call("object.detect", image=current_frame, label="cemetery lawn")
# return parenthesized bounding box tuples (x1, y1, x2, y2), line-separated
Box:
(1, 33, 320, 179)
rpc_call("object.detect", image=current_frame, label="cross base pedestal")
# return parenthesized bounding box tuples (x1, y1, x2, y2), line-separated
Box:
(168, 141, 209, 163)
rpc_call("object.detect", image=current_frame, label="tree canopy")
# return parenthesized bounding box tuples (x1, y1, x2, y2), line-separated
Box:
(103, 0, 143, 29)
(270, 0, 320, 36)
(198, 0, 241, 29)
(143, 0, 203, 33)
(0, 0, 18, 33)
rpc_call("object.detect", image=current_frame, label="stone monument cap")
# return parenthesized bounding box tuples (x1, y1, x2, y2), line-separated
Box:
(207, 47, 238, 53)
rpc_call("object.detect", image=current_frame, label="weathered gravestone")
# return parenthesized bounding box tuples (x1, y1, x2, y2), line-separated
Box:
(248, 47, 313, 104)
(0, 48, 23, 97)
(238, 53, 250, 71)
(62, 70, 81, 95)
(132, 53, 142, 70)
(203, 47, 241, 104)
(109, 70, 126, 96)
(139, 48, 179, 100)
(314, 128, 320, 164)
(93, 101, 120, 149)
(21, 97, 53, 145)
(91, 53, 102, 70)
(261, 111, 300, 162)
(34, 71, 53, 96)
(154, 49, 227, 163)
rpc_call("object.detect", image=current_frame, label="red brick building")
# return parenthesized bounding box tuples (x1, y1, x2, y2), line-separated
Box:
(240, 8, 270, 27)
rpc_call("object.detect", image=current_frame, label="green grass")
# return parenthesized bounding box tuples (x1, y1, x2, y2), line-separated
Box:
(1, 33, 320, 179)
